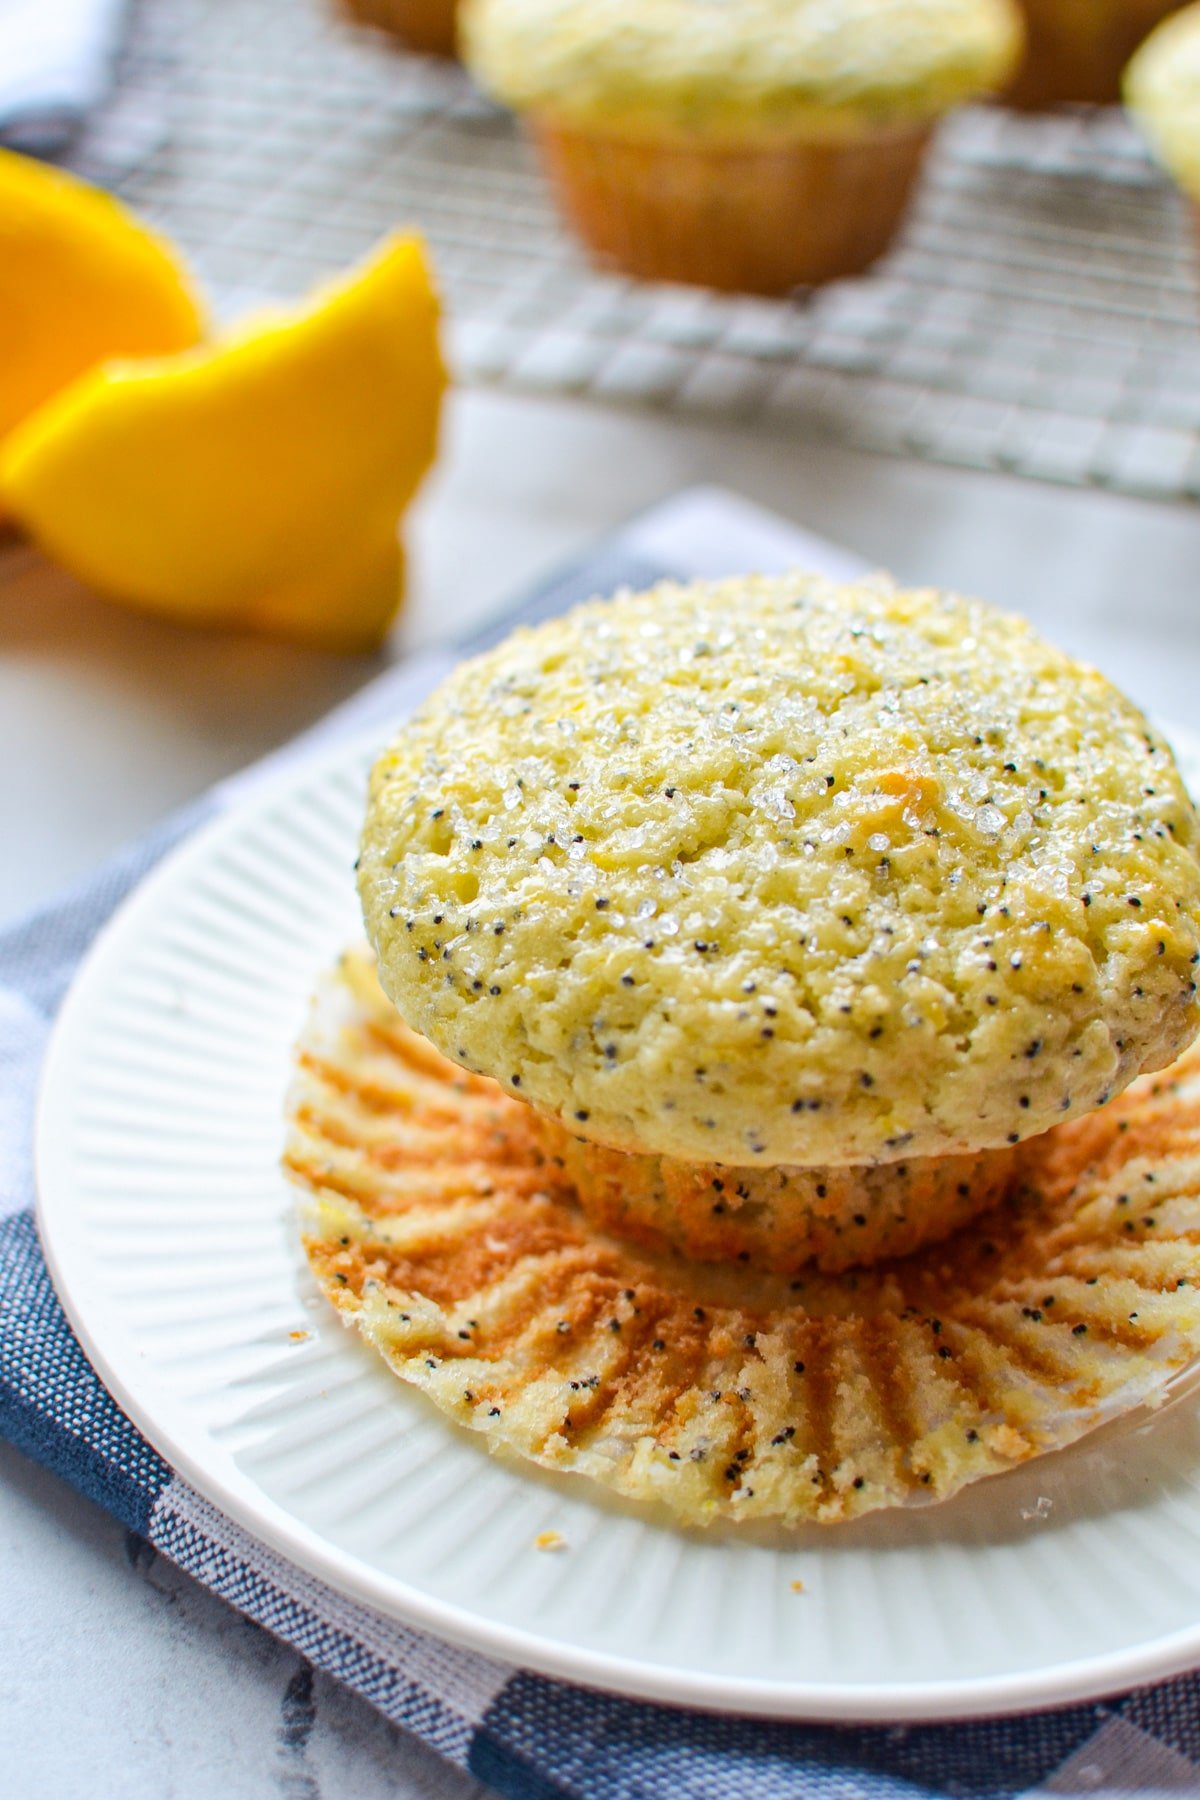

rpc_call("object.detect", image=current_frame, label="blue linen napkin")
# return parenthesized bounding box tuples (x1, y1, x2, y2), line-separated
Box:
(5, 488, 1200, 1799)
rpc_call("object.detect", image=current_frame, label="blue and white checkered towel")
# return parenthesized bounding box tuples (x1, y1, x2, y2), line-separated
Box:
(5, 489, 1200, 1799)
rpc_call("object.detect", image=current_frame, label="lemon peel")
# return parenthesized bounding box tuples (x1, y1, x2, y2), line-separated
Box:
(0, 233, 446, 652)
(0, 148, 204, 447)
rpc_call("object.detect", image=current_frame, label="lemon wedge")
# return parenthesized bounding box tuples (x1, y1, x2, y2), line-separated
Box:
(0, 148, 204, 446)
(1, 233, 447, 651)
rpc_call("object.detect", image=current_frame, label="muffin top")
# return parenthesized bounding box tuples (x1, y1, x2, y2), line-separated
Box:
(359, 573, 1200, 1169)
(1127, 5, 1200, 196)
(462, 0, 1023, 139)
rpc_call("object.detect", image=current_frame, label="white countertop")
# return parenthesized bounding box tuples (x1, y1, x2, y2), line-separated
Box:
(4, 385, 1200, 1794)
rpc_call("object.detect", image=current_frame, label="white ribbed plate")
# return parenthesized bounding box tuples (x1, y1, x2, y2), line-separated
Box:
(36, 721, 1200, 1722)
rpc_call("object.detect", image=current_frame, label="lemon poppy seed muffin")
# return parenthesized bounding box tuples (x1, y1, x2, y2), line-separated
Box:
(461, 0, 1023, 293)
(1006, 0, 1185, 109)
(1127, 6, 1200, 204)
(359, 573, 1200, 1171)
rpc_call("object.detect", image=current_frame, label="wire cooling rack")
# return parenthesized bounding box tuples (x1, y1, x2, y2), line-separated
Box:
(70, 0, 1200, 504)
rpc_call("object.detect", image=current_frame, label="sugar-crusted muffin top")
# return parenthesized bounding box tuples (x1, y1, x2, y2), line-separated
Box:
(359, 573, 1200, 1168)
(462, 0, 1023, 140)
(1127, 6, 1200, 197)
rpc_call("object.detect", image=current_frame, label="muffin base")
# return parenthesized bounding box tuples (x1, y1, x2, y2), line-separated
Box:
(534, 1116, 1021, 1275)
(288, 950, 1200, 1528)
(529, 119, 932, 294)
(1004, 0, 1184, 108)
(338, 0, 458, 58)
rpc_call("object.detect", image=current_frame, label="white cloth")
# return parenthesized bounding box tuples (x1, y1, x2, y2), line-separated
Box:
(0, 0, 127, 149)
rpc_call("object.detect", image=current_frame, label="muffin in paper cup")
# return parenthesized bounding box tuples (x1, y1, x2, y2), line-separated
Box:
(287, 950, 1200, 1527)
(358, 574, 1200, 1172)
(284, 573, 1200, 1528)
(528, 119, 933, 294)
(461, 0, 1024, 294)
(339, 0, 459, 58)
(1006, 0, 1186, 109)
(1127, 3, 1200, 252)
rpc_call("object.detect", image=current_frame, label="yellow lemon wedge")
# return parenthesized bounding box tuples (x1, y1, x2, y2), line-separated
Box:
(0, 148, 204, 445)
(0, 233, 447, 652)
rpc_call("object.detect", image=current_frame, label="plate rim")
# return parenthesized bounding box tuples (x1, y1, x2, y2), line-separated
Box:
(34, 716, 1200, 1725)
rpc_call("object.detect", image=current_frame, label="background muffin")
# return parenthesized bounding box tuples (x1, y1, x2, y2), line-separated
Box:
(1127, 4, 1200, 228)
(461, 0, 1023, 294)
(339, 0, 459, 58)
(359, 573, 1200, 1169)
(1006, 0, 1185, 109)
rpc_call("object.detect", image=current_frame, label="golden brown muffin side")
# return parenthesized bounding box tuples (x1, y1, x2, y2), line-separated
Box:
(533, 1113, 1021, 1273)
(529, 121, 931, 292)
(340, 0, 458, 57)
(1007, 0, 1185, 108)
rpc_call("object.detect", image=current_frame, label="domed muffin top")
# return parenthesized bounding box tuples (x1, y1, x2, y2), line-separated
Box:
(359, 573, 1200, 1168)
(462, 0, 1023, 140)
(1127, 6, 1200, 198)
